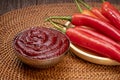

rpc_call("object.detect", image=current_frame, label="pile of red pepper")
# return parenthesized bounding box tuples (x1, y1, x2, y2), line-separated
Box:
(45, 0, 120, 62)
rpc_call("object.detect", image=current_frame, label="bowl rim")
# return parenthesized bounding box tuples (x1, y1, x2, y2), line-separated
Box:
(12, 27, 70, 61)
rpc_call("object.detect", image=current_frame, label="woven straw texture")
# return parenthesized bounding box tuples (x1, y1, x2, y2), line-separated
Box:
(1, 3, 120, 80)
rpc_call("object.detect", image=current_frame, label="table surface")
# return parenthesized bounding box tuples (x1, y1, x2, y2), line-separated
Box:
(1, 0, 120, 80)
(0, 0, 120, 15)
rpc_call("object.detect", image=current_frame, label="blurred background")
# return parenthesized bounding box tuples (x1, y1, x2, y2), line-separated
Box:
(0, 0, 120, 15)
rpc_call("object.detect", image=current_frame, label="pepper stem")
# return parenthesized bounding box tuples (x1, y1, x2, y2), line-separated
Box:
(48, 20, 66, 33)
(74, 0, 83, 13)
(78, 0, 92, 10)
(101, 0, 106, 2)
(51, 21, 70, 29)
(45, 16, 72, 22)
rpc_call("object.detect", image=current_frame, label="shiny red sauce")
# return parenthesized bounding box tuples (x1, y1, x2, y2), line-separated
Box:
(14, 27, 69, 59)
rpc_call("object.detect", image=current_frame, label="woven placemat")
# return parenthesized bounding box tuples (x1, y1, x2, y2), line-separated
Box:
(1, 3, 120, 80)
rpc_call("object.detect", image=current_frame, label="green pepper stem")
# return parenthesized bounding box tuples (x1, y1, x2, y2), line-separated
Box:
(101, 0, 106, 2)
(51, 21, 71, 29)
(48, 20, 66, 33)
(74, 0, 83, 13)
(78, 0, 92, 10)
(45, 16, 72, 22)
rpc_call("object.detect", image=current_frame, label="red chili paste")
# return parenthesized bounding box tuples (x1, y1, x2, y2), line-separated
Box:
(14, 27, 69, 59)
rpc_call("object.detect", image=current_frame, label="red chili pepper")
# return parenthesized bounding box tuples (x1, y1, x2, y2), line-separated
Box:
(77, 0, 111, 23)
(75, 27, 120, 50)
(101, 1, 120, 30)
(46, 14, 120, 42)
(90, 8, 111, 23)
(66, 27, 120, 62)
(74, 0, 98, 18)
(71, 14, 120, 42)
(49, 20, 120, 62)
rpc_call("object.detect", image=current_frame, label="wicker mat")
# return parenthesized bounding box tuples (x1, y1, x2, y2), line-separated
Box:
(1, 3, 120, 80)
